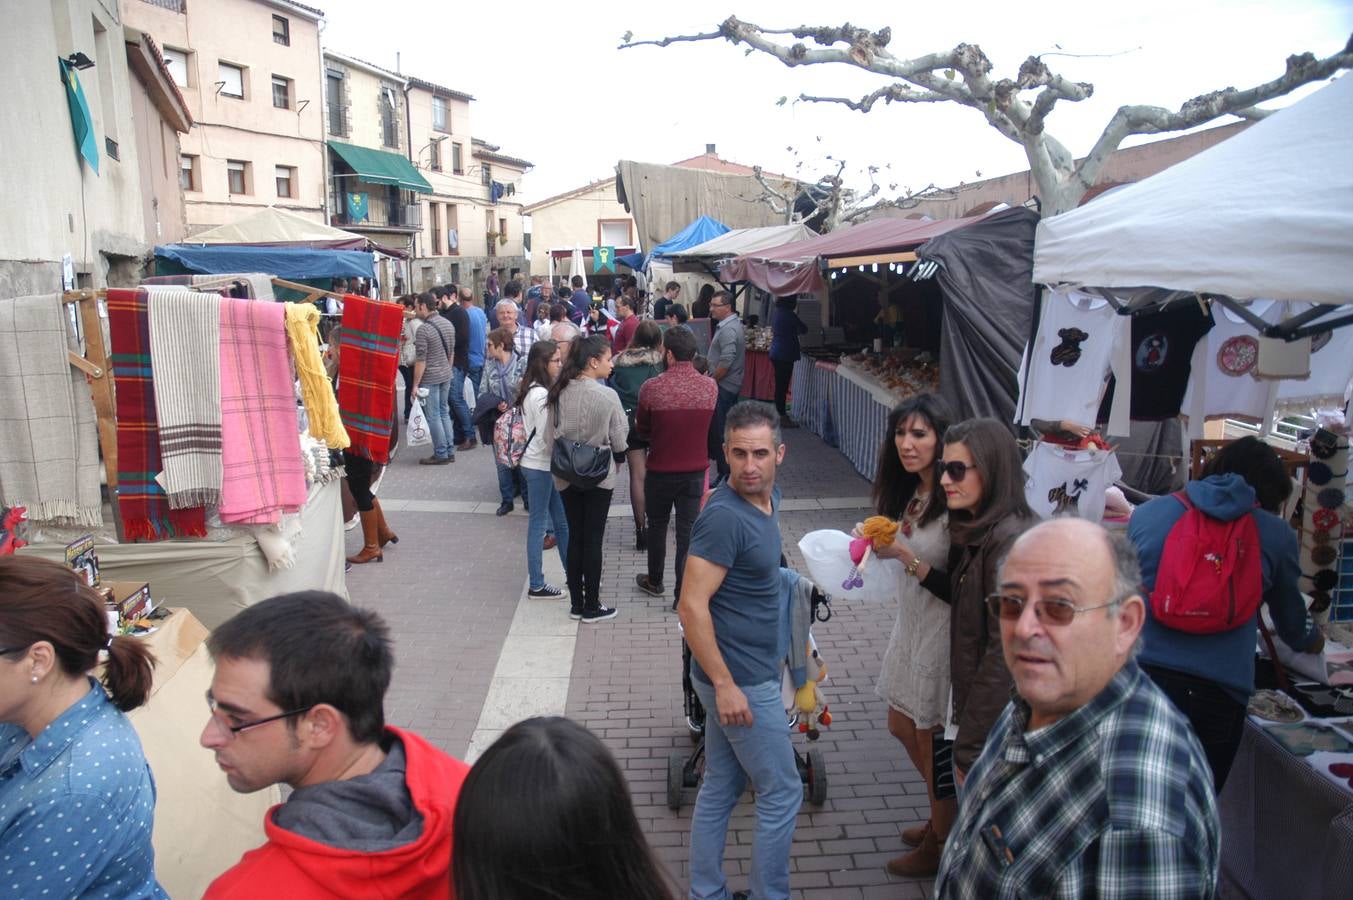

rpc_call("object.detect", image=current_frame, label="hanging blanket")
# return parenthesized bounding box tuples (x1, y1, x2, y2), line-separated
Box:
(0, 294, 102, 526)
(147, 288, 223, 508)
(218, 298, 307, 524)
(337, 294, 402, 464)
(285, 302, 349, 449)
(106, 289, 207, 539)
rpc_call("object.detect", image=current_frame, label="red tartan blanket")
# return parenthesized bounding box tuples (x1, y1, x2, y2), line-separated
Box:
(338, 295, 402, 464)
(105, 289, 207, 540)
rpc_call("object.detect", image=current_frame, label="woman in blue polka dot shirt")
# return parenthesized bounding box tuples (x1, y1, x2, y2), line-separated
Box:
(0, 556, 167, 898)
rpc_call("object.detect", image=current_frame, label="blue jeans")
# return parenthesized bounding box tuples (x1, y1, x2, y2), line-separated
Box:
(523, 467, 568, 589)
(466, 366, 483, 398)
(496, 461, 526, 504)
(690, 677, 800, 900)
(449, 367, 474, 443)
(421, 380, 455, 460)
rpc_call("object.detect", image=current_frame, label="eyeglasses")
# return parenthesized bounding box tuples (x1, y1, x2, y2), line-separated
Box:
(986, 593, 1117, 626)
(937, 460, 977, 482)
(206, 692, 315, 739)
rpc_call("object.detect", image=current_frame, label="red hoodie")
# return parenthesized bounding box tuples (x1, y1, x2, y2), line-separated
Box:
(204, 727, 469, 899)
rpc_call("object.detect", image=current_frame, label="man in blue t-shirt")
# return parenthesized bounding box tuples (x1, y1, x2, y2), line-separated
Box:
(457, 286, 488, 398)
(568, 274, 591, 325)
(680, 400, 798, 900)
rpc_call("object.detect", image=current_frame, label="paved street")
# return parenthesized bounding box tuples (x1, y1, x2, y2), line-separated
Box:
(345, 420, 935, 898)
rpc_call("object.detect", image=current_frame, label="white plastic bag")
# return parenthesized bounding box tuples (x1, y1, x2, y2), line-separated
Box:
(798, 529, 902, 601)
(406, 399, 431, 448)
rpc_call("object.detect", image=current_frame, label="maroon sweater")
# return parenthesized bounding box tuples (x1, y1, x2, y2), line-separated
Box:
(637, 361, 718, 473)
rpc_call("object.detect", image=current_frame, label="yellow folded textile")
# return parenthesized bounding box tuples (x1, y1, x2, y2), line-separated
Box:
(284, 303, 350, 450)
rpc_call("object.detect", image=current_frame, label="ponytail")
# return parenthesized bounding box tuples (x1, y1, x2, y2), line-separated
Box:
(103, 635, 156, 711)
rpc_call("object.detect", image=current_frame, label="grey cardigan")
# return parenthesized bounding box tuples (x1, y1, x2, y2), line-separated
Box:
(551, 377, 630, 491)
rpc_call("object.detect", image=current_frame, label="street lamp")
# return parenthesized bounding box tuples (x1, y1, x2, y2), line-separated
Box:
(418, 135, 447, 168)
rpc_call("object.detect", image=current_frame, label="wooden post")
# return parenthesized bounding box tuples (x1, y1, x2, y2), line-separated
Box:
(62, 290, 124, 542)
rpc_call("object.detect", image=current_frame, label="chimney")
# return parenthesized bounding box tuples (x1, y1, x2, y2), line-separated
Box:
(705, 143, 716, 156)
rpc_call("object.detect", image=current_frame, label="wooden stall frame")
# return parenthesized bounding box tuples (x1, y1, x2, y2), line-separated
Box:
(61, 289, 123, 542)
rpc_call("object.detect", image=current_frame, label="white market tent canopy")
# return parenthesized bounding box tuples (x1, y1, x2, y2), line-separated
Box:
(1034, 75, 1353, 321)
(189, 206, 369, 251)
(666, 224, 818, 275)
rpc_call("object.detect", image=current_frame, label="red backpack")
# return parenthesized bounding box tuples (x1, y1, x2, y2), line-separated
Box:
(1149, 491, 1263, 634)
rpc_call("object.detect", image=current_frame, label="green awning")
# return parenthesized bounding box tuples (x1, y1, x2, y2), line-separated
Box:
(327, 140, 433, 194)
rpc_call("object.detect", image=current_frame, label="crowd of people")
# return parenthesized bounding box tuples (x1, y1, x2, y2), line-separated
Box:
(0, 272, 1325, 899)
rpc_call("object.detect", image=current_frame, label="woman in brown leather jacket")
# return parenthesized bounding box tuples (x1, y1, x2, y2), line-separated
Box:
(938, 418, 1037, 786)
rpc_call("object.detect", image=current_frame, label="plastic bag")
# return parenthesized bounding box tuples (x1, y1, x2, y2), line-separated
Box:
(406, 399, 431, 448)
(798, 529, 902, 601)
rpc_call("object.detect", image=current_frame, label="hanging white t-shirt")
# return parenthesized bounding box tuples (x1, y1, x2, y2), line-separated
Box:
(1182, 300, 1279, 420)
(1023, 441, 1124, 525)
(1017, 290, 1129, 429)
(1277, 302, 1353, 411)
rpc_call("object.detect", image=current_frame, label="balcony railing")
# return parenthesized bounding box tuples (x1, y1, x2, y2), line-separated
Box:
(139, 0, 186, 12)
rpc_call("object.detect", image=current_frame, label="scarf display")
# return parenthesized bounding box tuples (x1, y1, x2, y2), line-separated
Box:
(218, 298, 306, 525)
(147, 288, 223, 508)
(105, 289, 207, 539)
(337, 294, 402, 464)
(284, 302, 349, 449)
(0, 294, 102, 526)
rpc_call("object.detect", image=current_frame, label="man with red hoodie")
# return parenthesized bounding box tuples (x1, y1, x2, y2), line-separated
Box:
(201, 591, 469, 898)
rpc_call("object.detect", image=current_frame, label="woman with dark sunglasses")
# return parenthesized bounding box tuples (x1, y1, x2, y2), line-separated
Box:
(0, 556, 167, 898)
(938, 418, 1037, 793)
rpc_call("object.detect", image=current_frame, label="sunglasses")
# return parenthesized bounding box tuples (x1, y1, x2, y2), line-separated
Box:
(937, 460, 977, 482)
(986, 593, 1116, 626)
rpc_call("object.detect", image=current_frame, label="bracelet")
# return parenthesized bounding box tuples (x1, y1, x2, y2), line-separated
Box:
(904, 558, 921, 577)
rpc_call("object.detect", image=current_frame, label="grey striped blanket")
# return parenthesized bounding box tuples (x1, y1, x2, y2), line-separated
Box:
(147, 288, 223, 508)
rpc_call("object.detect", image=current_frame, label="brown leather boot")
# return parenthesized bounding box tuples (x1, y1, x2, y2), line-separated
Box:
(346, 510, 383, 564)
(886, 825, 942, 878)
(372, 498, 398, 548)
(900, 820, 930, 848)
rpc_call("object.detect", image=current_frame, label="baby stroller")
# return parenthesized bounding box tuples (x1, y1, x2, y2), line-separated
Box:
(666, 578, 833, 811)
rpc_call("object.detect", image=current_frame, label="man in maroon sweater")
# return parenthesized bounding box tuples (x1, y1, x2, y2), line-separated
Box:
(635, 326, 718, 608)
(611, 292, 639, 352)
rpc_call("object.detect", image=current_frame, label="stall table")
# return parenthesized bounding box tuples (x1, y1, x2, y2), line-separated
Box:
(790, 356, 837, 444)
(740, 349, 776, 402)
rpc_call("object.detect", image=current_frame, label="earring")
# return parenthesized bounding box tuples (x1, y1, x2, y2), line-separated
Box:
(31, 675, 38, 683)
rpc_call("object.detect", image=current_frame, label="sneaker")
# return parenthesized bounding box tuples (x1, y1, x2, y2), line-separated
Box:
(495, 501, 513, 516)
(569, 606, 583, 620)
(580, 605, 618, 623)
(635, 574, 664, 597)
(528, 584, 564, 599)
(344, 513, 359, 531)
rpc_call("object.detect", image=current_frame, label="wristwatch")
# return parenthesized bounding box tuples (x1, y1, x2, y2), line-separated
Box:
(904, 558, 921, 577)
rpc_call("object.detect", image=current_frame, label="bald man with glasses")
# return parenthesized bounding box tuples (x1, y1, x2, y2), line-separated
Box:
(934, 518, 1220, 899)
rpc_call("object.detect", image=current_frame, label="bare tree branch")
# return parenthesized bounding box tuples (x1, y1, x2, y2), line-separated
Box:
(752, 165, 793, 222)
(798, 82, 950, 111)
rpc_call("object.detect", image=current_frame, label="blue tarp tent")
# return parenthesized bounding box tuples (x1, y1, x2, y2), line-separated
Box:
(154, 244, 374, 280)
(616, 215, 730, 271)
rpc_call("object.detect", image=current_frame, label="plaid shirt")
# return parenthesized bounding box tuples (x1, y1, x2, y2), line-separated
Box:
(512, 322, 537, 357)
(935, 660, 1219, 900)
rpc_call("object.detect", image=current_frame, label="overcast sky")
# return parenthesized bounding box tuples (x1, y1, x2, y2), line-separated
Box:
(316, 0, 1352, 206)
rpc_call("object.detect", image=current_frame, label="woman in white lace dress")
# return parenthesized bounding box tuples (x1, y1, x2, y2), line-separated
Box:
(864, 393, 956, 878)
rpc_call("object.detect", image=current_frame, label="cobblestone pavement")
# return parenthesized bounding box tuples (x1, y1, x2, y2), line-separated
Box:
(345, 415, 936, 898)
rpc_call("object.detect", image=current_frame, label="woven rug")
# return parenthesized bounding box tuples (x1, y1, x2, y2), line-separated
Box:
(147, 288, 223, 508)
(218, 298, 305, 525)
(0, 294, 102, 526)
(337, 294, 402, 464)
(106, 289, 207, 539)
(285, 302, 349, 449)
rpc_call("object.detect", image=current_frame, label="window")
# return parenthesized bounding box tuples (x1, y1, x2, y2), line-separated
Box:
(162, 47, 190, 87)
(218, 61, 245, 99)
(431, 96, 449, 133)
(451, 143, 463, 175)
(271, 75, 291, 110)
(429, 203, 442, 256)
(480, 163, 492, 186)
(499, 217, 507, 237)
(429, 140, 441, 171)
(599, 220, 631, 247)
(447, 205, 459, 255)
(226, 159, 249, 195)
(179, 154, 198, 191)
(325, 69, 345, 136)
(275, 165, 295, 198)
(380, 87, 399, 148)
(272, 15, 290, 45)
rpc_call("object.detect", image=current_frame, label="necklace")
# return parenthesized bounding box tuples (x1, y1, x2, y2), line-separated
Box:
(901, 492, 928, 537)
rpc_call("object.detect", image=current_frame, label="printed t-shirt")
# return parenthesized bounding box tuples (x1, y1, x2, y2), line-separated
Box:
(1017, 290, 1127, 427)
(688, 484, 784, 687)
(1023, 441, 1124, 525)
(1098, 303, 1214, 422)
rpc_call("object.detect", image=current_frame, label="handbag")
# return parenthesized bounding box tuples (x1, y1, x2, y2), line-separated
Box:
(551, 436, 611, 489)
(471, 391, 502, 425)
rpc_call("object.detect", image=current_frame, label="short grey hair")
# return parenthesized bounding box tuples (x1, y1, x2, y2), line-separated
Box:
(724, 400, 781, 445)
(550, 321, 580, 341)
(494, 299, 519, 315)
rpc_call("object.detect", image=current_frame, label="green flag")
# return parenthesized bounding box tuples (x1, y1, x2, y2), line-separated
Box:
(59, 57, 99, 174)
(593, 245, 615, 273)
(346, 192, 368, 222)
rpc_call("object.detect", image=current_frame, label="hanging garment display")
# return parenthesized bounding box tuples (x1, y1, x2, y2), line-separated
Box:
(1017, 290, 1128, 428)
(106, 289, 207, 540)
(1181, 300, 1280, 420)
(147, 288, 223, 508)
(337, 294, 403, 465)
(1098, 302, 1214, 422)
(1276, 305, 1353, 412)
(1022, 441, 1123, 525)
(284, 303, 348, 450)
